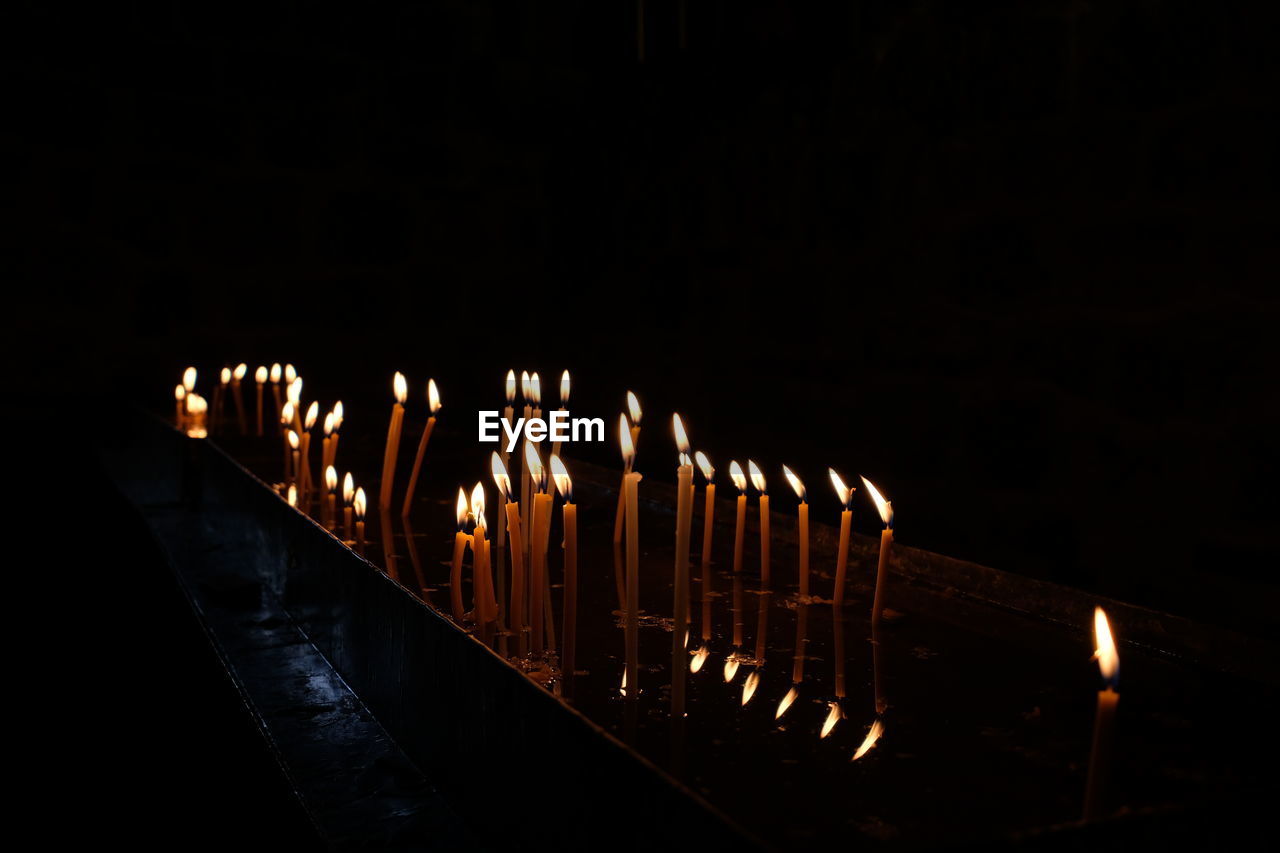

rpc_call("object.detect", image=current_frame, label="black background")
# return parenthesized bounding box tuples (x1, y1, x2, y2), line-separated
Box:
(8, 2, 1278, 844)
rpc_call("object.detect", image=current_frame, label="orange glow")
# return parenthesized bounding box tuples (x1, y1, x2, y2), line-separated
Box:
(742, 671, 760, 706)
(353, 488, 367, 519)
(1094, 607, 1120, 685)
(270, 363, 282, 383)
(323, 412, 335, 436)
(287, 429, 300, 450)
(343, 472, 355, 504)
(325, 465, 338, 492)
(783, 465, 806, 502)
(393, 372, 407, 404)
(729, 461, 747, 493)
(185, 394, 207, 415)
(220, 367, 231, 385)
(183, 367, 197, 392)
(530, 372, 542, 406)
(304, 401, 319, 430)
(456, 488, 469, 529)
(175, 385, 186, 401)
(255, 366, 268, 383)
(524, 440, 545, 492)
(626, 391, 642, 425)
(470, 483, 486, 528)
(284, 364, 297, 383)
(490, 452, 513, 502)
(560, 370, 570, 405)
(723, 654, 740, 683)
(287, 485, 297, 506)
(620, 668, 628, 695)
(748, 460, 766, 494)
(829, 468, 853, 509)
(550, 455, 572, 502)
(820, 702, 841, 739)
(332, 401, 344, 429)
(287, 377, 302, 406)
(280, 401, 294, 425)
(690, 646, 709, 673)
(695, 451, 714, 482)
(673, 413, 691, 457)
(852, 719, 885, 761)
(505, 369, 516, 404)
(619, 414, 635, 469)
(860, 476, 893, 527)
(427, 378, 441, 413)
(520, 370, 531, 401)
(233, 363, 247, 381)
(776, 687, 799, 720)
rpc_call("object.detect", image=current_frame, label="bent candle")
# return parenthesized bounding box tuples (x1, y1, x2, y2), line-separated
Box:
(401, 378, 442, 518)
(861, 475, 894, 627)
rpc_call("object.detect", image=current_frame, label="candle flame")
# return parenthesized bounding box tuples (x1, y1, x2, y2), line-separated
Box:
(284, 364, 297, 383)
(560, 370, 570, 405)
(427, 378, 441, 413)
(281, 401, 294, 424)
(852, 719, 885, 761)
(776, 687, 799, 720)
(860, 476, 893, 527)
(748, 460, 766, 494)
(353, 488, 367, 519)
(673, 413, 691, 456)
(619, 414, 635, 469)
(270, 363, 282, 383)
(626, 391, 642, 425)
(520, 370, 530, 401)
(333, 401, 344, 429)
(287, 377, 302, 406)
(729, 461, 747, 493)
(783, 465, 806, 502)
(620, 668, 628, 695)
(255, 366, 268, 383)
(288, 429, 299, 450)
(1094, 607, 1120, 685)
(742, 671, 760, 706)
(220, 367, 231, 385)
(470, 482, 486, 527)
(490, 452, 513, 502)
(175, 384, 186, 401)
(287, 485, 297, 506)
(393, 371, 407, 404)
(524, 441, 545, 492)
(723, 654, 740, 682)
(505, 369, 516, 403)
(323, 412, 335, 436)
(325, 465, 337, 492)
(550, 455, 573, 502)
(185, 393, 207, 415)
(455, 487, 469, 528)
(695, 451, 714, 482)
(690, 646, 709, 673)
(820, 702, 842, 739)
(233, 363, 247, 381)
(183, 367, 197, 392)
(304, 401, 319, 430)
(343, 472, 355, 503)
(829, 468, 853, 509)
(530, 372, 542, 406)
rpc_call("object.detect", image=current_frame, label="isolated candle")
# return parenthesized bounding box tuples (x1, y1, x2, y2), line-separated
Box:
(749, 460, 769, 586)
(729, 461, 747, 574)
(783, 466, 809, 597)
(830, 469, 855, 606)
(450, 488, 469, 621)
(379, 372, 407, 511)
(401, 378, 441, 518)
(1084, 607, 1120, 821)
(861, 476, 894, 627)
(254, 366, 267, 436)
(551, 456, 577, 680)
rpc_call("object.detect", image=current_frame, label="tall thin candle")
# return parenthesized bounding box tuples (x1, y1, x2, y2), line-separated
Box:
(449, 488, 469, 621)
(748, 460, 769, 586)
(861, 476, 894, 627)
(783, 466, 809, 597)
(550, 456, 577, 680)
(378, 372, 407, 511)
(401, 378, 442, 518)
(353, 487, 367, 553)
(525, 441, 552, 654)
(269, 363, 283, 434)
(343, 473, 355, 541)
(671, 414, 694, 717)
(620, 415, 642, 694)
(231, 363, 248, 434)
(492, 453, 526, 644)
(1084, 607, 1120, 821)
(829, 469, 855, 605)
(254, 366, 267, 436)
(614, 391, 643, 543)
(729, 461, 748, 574)
(695, 451, 715, 641)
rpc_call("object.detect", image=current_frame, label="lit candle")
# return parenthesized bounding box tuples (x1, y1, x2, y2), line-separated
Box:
(672, 414, 695, 716)
(550, 455, 577, 679)
(497, 371, 515, 554)
(288, 429, 300, 488)
(729, 461, 748, 574)
(518, 370, 532, 526)
(280, 402, 294, 481)
(269, 363, 283, 433)
(378, 372, 408, 512)
(861, 476, 894, 627)
(401, 378, 441, 519)
(184, 394, 208, 438)
(448, 488, 469, 620)
(183, 366, 197, 395)
(301, 401, 318, 501)
(783, 466, 809, 597)
(174, 384, 186, 429)
(525, 441, 552, 654)
(343, 473, 355, 541)
(231, 362, 248, 434)
(287, 484, 297, 506)
(614, 391, 643, 543)
(324, 465, 338, 530)
(321, 411, 335, 479)
(214, 367, 229, 434)
(471, 483, 491, 625)
(1084, 607, 1120, 821)
(254, 366, 267, 436)
(851, 719, 885, 761)
(820, 701, 842, 740)
(748, 461, 769, 586)
(491, 453, 527, 644)
(695, 451, 716, 641)
(353, 487, 367, 553)
(284, 363, 296, 384)
(829, 469, 855, 605)
(620, 415, 643, 693)
(330, 401, 344, 470)
(550, 370, 570, 457)
(287, 376, 303, 434)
